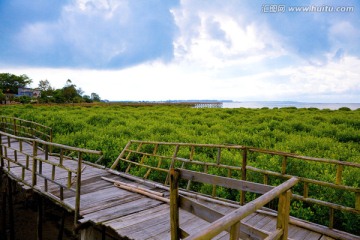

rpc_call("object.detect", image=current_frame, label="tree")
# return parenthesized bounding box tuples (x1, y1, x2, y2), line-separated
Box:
(83, 95, 93, 103)
(38, 80, 53, 91)
(91, 92, 101, 102)
(0, 89, 5, 102)
(0, 73, 32, 94)
(62, 85, 79, 102)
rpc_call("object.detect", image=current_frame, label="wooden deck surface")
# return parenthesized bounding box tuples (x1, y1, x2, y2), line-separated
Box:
(0, 136, 350, 239)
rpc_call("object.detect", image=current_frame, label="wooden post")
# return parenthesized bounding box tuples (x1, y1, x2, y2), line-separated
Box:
(37, 195, 43, 240)
(329, 208, 334, 229)
(0, 135, 3, 168)
(49, 129, 53, 153)
(263, 174, 268, 185)
(335, 165, 343, 185)
(32, 141, 38, 186)
(58, 209, 66, 240)
(303, 182, 309, 198)
(240, 148, 247, 205)
(166, 145, 180, 185)
(13, 118, 17, 136)
(276, 189, 291, 240)
(74, 152, 83, 226)
(356, 193, 360, 211)
(170, 168, 180, 240)
(281, 156, 287, 175)
(229, 221, 240, 240)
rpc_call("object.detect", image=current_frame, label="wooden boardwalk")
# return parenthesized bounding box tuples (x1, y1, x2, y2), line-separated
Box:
(2, 135, 358, 240)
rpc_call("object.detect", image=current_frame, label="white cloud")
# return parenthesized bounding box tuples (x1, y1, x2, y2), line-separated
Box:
(171, 0, 286, 69)
(2, 0, 359, 103)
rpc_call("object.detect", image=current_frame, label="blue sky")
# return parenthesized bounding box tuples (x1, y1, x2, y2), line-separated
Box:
(1, 0, 359, 102)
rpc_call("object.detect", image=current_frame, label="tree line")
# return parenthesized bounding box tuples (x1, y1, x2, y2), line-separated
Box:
(0, 73, 101, 104)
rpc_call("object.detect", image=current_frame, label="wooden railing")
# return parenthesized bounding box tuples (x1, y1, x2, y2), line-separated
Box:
(110, 140, 360, 236)
(169, 168, 299, 239)
(0, 116, 53, 143)
(0, 131, 102, 224)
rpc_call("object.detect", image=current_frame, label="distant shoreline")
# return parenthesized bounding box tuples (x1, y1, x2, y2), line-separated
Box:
(223, 101, 360, 110)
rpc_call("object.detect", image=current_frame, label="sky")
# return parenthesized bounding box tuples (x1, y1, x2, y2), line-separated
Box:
(0, 0, 359, 102)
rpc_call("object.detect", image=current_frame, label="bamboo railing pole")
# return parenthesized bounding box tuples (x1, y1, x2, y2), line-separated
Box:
(281, 156, 287, 175)
(229, 221, 240, 240)
(74, 152, 83, 226)
(356, 193, 360, 211)
(32, 141, 38, 186)
(13, 118, 17, 136)
(185, 177, 299, 240)
(240, 147, 247, 205)
(0, 135, 3, 168)
(166, 145, 180, 185)
(170, 168, 180, 240)
(303, 182, 309, 198)
(110, 140, 132, 169)
(335, 165, 343, 185)
(329, 208, 334, 229)
(276, 189, 292, 240)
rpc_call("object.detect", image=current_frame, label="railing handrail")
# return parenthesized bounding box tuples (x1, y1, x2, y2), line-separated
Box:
(1, 116, 53, 143)
(0, 130, 102, 225)
(0, 131, 101, 155)
(183, 177, 299, 240)
(118, 140, 360, 168)
(112, 140, 360, 235)
(0, 116, 52, 130)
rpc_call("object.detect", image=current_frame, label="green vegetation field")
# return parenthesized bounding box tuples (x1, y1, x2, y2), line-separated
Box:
(1, 104, 360, 234)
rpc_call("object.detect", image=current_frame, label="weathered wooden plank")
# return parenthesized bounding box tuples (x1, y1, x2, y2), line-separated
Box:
(79, 197, 164, 224)
(115, 210, 170, 239)
(320, 235, 336, 240)
(80, 194, 142, 216)
(245, 213, 266, 227)
(179, 169, 273, 194)
(302, 231, 322, 240)
(65, 185, 133, 208)
(180, 196, 224, 223)
(287, 226, 302, 239)
(104, 204, 169, 230)
(261, 218, 277, 232)
(290, 227, 314, 240)
(253, 215, 274, 229)
(179, 215, 211, 235)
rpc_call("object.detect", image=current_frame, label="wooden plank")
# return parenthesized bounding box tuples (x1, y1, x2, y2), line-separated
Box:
(290, 227, 314, 240)
(79, 197, 163, 224)
(81, 194, 143, 216)
(245, 213, 266, 227)
(104, 204, 169, 230)
(320, 236, 336, 240)
(179, 169, 273, 194)
(116, 211, 170, 239)
(261, 218, 277, 232)
(65, 186, 134, 209)
(302, 231, 323, 240)
(255, 216, 274, 231)
(180, 196, 224, 223)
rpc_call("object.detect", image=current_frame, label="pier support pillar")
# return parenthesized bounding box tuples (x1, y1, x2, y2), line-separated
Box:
(8, 177, 15, 240)
(37, 194, 44, 240)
